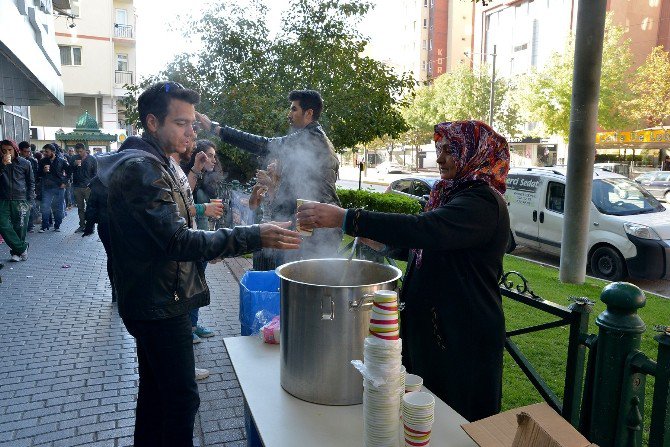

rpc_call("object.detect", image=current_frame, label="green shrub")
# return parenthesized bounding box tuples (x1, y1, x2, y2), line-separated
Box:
(336, 188, 422, 214)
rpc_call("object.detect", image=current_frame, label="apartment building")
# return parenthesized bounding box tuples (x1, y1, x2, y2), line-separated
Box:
(30, 0, 136, 151)
(0, 0, 66, 142)
(471, 0, 670, 167)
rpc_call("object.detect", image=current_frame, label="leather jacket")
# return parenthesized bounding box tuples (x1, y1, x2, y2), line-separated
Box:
(0, 156, 35, 201)
(103, 136, 263, 321)
(70, 154, 97, 187)
(38, 156, 69, 190)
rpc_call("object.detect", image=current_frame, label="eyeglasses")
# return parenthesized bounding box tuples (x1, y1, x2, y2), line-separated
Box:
(164, 81, 185, 92)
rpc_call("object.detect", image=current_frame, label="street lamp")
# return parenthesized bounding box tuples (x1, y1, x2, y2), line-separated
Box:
(464, 45, 497, 127)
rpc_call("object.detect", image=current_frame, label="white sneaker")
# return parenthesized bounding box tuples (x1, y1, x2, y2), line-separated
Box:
(195, 367, 210, 380)
(9, 255, 20, 262)
(19, 249, 28, 261)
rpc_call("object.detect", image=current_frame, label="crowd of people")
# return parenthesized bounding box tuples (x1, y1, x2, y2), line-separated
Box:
(1, 80, 513, 447)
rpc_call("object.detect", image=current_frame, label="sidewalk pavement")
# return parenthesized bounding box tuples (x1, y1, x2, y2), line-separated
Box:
(0, 212, 254, 447)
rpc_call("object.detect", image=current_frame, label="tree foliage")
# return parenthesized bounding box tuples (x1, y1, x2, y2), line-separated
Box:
(402, 62, 521, 138)
(630, 46, 670, 127)
(123, 0, 414, 178)
(518, 14, 635, 140)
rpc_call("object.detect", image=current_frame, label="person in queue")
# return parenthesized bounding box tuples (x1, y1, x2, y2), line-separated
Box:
(196, 89, 341, 266)
(297, 120, 510, 422)
(37, 143, 68, 232)
(98, 81, 301, 446)
(0, 139, 34, 261)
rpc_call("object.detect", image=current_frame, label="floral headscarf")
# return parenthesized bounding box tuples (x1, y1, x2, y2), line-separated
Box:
(425, 120, 510, 212)
(414, 120, 510, 267)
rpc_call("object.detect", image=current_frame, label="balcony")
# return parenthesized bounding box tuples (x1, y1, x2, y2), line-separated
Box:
(115, 70, 133, 86)
(114, 24, 133, 39)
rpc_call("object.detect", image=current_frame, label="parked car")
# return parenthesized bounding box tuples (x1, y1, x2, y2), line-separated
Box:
(376, 161, 407, 175)
(634, 171, 670, 201)
(506, 167, 670, 281)
(385, 176, 439, 207)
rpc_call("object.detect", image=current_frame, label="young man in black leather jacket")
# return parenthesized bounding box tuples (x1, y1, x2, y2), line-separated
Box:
(101, 81, 301, 447)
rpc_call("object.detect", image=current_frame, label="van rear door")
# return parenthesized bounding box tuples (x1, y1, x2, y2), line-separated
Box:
(505, 173, 543, 250)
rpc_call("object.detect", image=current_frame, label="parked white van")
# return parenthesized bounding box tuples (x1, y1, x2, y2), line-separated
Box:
(505, 167, 670, 281)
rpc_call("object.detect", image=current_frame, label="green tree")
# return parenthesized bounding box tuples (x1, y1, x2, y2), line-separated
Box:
(123, 0, 414, 178)
(518, 13, 635, 140)
(630, 46, 670, 127)
(402, 62, 521, 138)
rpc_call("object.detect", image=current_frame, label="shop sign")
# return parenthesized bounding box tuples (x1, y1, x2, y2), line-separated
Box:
(507, 136, 542, 144)
(596, 130, 670, 144)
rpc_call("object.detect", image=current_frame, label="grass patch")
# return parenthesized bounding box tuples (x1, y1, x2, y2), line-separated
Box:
(343, 234, 670, 443)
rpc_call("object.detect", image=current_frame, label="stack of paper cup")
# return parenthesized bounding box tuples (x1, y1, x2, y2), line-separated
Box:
(404, 374, 423, 393)
(402, 392, 435, 447)
(369, 290, 400, 340)
(362, 290, 404, 446)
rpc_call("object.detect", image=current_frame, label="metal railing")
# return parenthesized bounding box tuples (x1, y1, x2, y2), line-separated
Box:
(115, 71, 133, 85)
(114, 24, 133, 38)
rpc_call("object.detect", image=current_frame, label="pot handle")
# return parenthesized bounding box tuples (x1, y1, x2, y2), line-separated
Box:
(321, 295, 335, 320)
(349, 293, 375, 312)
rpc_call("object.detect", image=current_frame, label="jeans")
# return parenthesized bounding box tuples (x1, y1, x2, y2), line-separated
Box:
(123, 313, 199, 447)
(66, 184, 74, 207)
(41, 187, 65, 230)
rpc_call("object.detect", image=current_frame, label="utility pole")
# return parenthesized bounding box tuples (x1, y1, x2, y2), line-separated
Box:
(559, 0, 608, 283)
(489, 45, 497, 127)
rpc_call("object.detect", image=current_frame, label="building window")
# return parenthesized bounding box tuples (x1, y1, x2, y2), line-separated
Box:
(429, 39, 433, 50)
(424, 0, 428, 6)
(69, 0, 80, 17)
(59, 45, 82, 66)
(423, 19, 427, 28)
(430, 0, 434, 6)
(115, 9, 127, 25)
(117, 54, 128, 71)
(422, 40, 427, 50)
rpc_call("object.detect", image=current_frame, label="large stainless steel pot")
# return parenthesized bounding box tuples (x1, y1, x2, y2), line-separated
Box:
(276, 258, 402, 405)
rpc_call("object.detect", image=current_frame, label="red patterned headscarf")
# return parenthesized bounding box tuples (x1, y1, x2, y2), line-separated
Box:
(425, 120, 510, 212)
(414, 121, 509, 267)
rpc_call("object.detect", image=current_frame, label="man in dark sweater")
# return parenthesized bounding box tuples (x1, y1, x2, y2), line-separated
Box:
(196, 90, 342, 265)
(69, 142, 97, 233)
(37, 143, 68, 232)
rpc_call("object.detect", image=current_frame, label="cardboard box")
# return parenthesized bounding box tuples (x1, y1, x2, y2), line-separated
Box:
(461, 403, 598, 447)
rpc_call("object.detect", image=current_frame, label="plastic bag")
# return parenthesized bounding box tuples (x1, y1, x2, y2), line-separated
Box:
(259, 315, 280, 344)
(239, 270, 280, 336)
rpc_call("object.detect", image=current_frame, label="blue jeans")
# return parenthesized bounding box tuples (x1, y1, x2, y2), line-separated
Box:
(41, 187, 65, 230)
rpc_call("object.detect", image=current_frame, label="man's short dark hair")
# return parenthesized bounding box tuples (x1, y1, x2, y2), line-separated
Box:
(138, 81, 200, 129)
(42, 143, 55, 152)
(30, 144, 36, 151)
(18, 141, 30, 150)
(288, 90, 323, 121)
(74, 142, 86, 150)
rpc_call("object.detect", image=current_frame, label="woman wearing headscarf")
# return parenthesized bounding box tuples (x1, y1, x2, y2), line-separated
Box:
(297, 121, 510, 422)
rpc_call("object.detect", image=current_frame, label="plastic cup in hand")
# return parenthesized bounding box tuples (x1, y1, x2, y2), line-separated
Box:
(296, 199, 315, 236)
(75, 159, 82, 167)
(2, 153, 11, 164)
(209, 199, 223, 230)
(44, 164, 50, 172)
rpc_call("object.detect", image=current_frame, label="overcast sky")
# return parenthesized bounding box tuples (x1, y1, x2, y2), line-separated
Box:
(134, 0, 395, 79)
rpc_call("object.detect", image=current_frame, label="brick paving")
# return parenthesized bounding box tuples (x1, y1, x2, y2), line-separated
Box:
(0, 211, 254, 446)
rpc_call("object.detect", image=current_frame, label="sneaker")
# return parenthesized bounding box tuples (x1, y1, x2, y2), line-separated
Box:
(192, 333, 202, 344)
(193, 325, 215, 338)
(74, 227, 84, 233)
(53, 228, 61, 232)
(9, 255, 20, 262)
(38, 229, 47, 233)
(19, 249, 28, 261)
(195, 367, 210, 380)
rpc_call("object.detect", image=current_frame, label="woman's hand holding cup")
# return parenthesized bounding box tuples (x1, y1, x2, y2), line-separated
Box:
(296, 202, 346, 231)
(204, 201, 224, 219)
